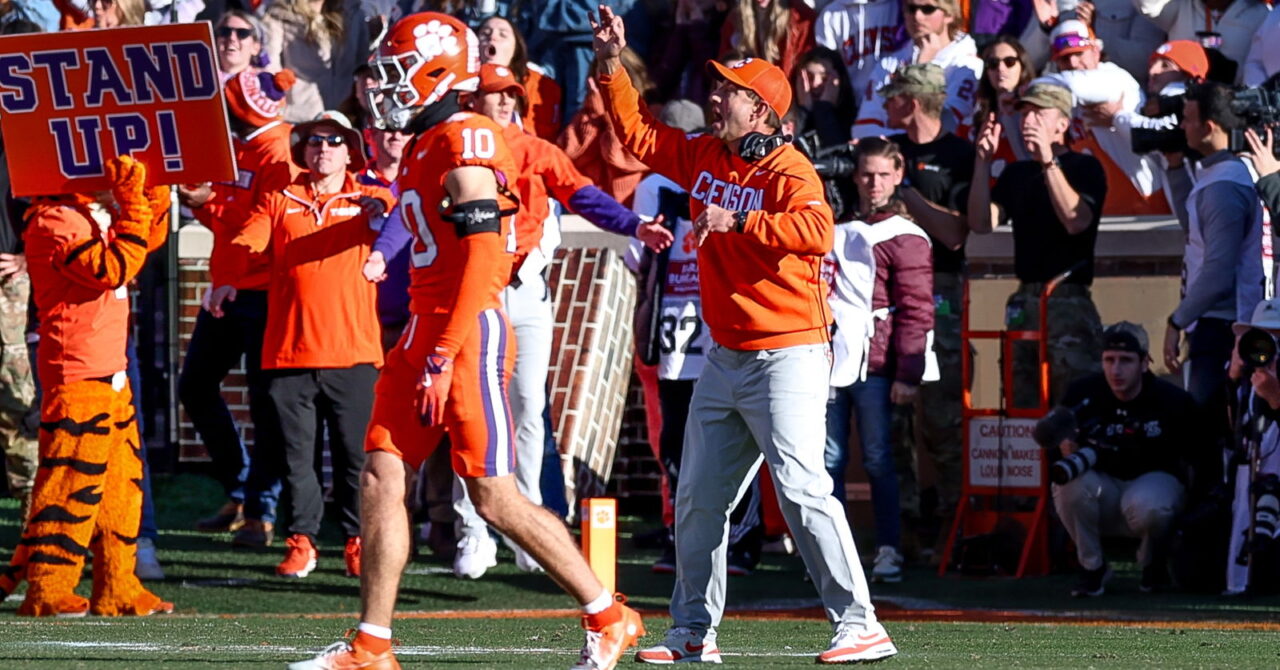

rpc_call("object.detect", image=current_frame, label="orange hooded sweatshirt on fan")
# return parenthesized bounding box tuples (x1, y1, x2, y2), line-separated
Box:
(192, 121, 297, 290)
(598, 70, 834, 351)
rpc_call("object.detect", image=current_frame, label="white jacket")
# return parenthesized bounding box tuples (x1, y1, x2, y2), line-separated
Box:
(1039, 66, 1162, 197)
(826, 216, 938, 387)
(852, 34, 983, 139)
(815, 0, 906, 102)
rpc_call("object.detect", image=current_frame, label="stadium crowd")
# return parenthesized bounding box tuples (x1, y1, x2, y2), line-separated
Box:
(2, 0, 1280, 665)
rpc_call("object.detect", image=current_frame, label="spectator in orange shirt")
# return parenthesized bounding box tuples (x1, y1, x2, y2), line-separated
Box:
(478, 15, 564, 142)
(225, 111, 393, 581)
(559, 47, 654, 206)
(178, 68, 298, 549)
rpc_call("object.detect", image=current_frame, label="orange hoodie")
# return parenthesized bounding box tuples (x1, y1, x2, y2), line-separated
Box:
(232, 172, 393, 370)
(193, 121, 297, 290)
(599, 70, 834, 351)
(504, 123, 592, 260)
(524, 67, 563, 141)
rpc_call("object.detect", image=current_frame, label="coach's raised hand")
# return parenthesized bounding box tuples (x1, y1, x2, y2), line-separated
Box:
(589, 5, 626, 72)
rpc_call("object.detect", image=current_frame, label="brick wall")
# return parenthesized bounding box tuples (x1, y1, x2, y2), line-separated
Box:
(545, 248, 639, 508)
(177, 248, 658, 507)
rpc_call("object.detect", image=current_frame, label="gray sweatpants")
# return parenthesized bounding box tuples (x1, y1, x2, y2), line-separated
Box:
(1053, 469, 1186, 570)
(671, 342, 877, 632)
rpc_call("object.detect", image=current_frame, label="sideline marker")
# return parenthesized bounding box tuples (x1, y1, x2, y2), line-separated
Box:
(581, 498, 617, 593)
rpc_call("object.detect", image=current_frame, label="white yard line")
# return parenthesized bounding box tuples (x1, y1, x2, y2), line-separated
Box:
(3, 640, 814, 658)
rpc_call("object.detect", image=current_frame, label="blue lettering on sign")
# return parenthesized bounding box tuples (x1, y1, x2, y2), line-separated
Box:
(106, 113, 150, 156)
(155, 110, 182, 171)
(84, 47, 133, 107)
(50, 116, 104, 178)
(30, 50, 79, 110)
(0, 54, 36, 113)
(171, 41, 216, 100)
(122, 44, 177, 104)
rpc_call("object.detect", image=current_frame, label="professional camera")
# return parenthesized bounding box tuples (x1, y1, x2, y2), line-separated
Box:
(1227, 77, 1280, 157)
(794, 130, 858, 220)
(794, 131, 857, 180)
(1033, 405, 1130, 485)
(1033, 406, 1100, 484)
(1051, 447, 1098, 485)
(1130, 94, 1187, 154)
(1237, 327, 1278, 372)
(1253, 474, 1280, 548)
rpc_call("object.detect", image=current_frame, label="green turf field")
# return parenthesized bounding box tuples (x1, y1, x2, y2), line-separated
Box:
(3, 616, 1280, 668)
(1, 474, 1278, 668)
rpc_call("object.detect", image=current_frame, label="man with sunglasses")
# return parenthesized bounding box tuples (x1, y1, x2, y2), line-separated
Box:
(592, 5, 897, 665)
(180, 68, 298, 551)
(852, 0, 982, 139)
(229, 110, 394, 582)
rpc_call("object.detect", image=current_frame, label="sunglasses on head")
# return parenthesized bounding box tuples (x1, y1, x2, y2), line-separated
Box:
(307, 134, 346, 147)
(905, 3, 943, 15)
(985, 56, 1020, 69)
(216, 26, 254, 40)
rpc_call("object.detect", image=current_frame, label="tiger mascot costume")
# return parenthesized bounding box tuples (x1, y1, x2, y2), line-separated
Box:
(0, 155, 173, 617)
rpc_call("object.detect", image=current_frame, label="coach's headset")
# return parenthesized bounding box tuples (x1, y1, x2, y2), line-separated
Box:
(738, 130, 792, 163)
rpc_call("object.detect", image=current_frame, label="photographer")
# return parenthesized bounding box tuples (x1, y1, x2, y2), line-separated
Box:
(1221, 298, 1280, 594)
(1165, 80, 1265, 416)
(1047, 322, 1198, 597)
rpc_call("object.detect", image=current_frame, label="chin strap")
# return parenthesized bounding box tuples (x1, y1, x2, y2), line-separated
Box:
(405, 92, 462, 136)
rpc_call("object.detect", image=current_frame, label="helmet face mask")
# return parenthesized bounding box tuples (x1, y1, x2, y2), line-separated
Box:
(368, 13, 480, 131)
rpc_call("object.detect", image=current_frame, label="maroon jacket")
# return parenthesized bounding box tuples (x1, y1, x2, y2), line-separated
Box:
(863, 212, 934, 384)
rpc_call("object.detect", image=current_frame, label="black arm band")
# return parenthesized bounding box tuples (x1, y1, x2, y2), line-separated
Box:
(443, 199, 502, 238)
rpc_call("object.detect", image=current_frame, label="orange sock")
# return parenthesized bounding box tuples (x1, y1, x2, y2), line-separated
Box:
(354, 630, 391, 655)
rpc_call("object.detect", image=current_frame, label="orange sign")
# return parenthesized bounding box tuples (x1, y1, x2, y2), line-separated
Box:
(0, 23, 235, 197)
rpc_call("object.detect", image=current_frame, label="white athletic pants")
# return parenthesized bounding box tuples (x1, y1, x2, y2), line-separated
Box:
(1052, 469, 1186, 571)
(454, 270, 553, 537)
(671, 342, 877, 632)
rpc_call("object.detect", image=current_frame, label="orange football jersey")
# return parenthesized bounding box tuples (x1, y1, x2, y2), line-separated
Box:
(398, 111, 518, 359)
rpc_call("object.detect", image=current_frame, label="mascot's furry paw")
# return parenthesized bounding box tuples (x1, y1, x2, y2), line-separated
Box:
(104, 155, 151, 223)
(144, 184, 171, 226)
(92, 589, 174, 616)
(18, 593, 89, 618)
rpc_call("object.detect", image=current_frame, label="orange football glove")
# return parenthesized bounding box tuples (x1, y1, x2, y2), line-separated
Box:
(416, 354, 454, 426)
(104, 155, 150, 224)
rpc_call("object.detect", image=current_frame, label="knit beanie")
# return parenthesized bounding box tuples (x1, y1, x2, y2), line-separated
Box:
(225, 69, 296, 127)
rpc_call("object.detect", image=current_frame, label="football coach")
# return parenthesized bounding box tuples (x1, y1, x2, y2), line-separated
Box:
(589, 5, 897, 665)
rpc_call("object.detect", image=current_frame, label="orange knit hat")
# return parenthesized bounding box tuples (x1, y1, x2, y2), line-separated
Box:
(225, 69, 296, 127)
